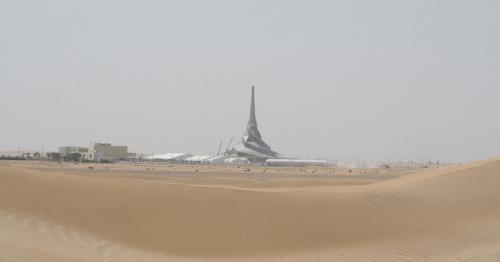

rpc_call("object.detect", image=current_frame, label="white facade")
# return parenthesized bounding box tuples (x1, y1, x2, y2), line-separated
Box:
(266, 158, 328, 167)
(184, 155, 211, 162)
(145, 153, 192, 161)
(206, 155, 226, 164)
(225, 157, 249, 164)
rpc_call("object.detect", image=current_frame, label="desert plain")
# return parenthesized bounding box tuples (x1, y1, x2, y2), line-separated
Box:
(1, 159, 500, 261)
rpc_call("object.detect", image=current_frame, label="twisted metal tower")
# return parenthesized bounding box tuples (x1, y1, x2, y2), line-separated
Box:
(231, 86, 278, 161)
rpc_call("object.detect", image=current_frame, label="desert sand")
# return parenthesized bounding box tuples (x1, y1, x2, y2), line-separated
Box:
(1, 160, 500, 261)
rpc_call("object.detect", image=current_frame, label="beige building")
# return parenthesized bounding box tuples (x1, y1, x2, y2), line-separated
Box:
(59, 146, 88, 156)
(89, 143, 128, 162)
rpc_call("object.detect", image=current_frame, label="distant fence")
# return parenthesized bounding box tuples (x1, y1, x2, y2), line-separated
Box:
(0, 156, 27, 160)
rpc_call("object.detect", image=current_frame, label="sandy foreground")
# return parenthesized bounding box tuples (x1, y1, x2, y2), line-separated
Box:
(0, 160, 500, 261)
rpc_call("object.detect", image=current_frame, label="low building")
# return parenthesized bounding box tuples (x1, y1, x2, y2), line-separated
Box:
(59, 146, 88, 156)
(266, 158, 328, 167)
(0, 150, 44, 160)
(145, 152, 192, 162)
(89, 143, 128, 162)
(184, 155, 211, 163)
(225, 157, 250, 165)
(206, 155, 226, 164)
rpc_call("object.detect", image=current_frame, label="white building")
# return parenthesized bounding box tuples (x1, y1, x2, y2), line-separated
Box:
(206, 155, 226, 164)
(225, 157, 250, 165)
(266, 158, 328, 167)
(184, 155, 211, 163)
(145, 152, 192, 161)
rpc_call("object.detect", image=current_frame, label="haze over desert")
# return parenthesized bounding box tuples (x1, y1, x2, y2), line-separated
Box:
(2, 1, 500, 261)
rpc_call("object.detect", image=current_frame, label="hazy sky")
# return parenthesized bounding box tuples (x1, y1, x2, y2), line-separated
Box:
(1, 0, 499, 162)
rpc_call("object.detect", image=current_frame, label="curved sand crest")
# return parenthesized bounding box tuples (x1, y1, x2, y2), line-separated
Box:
(1, 211, 499, 262)
(1, 160, 500, 261)
(0, 210, 160, 262)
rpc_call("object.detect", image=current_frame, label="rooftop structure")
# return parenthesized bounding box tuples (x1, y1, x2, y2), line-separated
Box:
(229, 86, 279, 162)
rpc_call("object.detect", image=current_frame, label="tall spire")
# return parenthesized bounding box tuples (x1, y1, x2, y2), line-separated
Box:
(230, 85, 278, 160)
(250, 86, 255, 121)
(246, 86, 262, 140)
(249, 86, 256, 126)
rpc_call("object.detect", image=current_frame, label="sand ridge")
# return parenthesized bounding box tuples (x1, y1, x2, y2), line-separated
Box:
(1, 160, 500, 261)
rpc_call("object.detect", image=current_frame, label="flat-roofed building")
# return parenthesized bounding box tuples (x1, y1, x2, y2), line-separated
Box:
(184, 155, 211, 163)
(266, 158, 328, 167)
(145, 152, 192, 162)
(59, 146, 88, 156)
(90, 143, 128, 162)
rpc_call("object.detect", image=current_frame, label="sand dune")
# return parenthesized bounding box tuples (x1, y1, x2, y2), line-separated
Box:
(1, 160, 500, 261)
